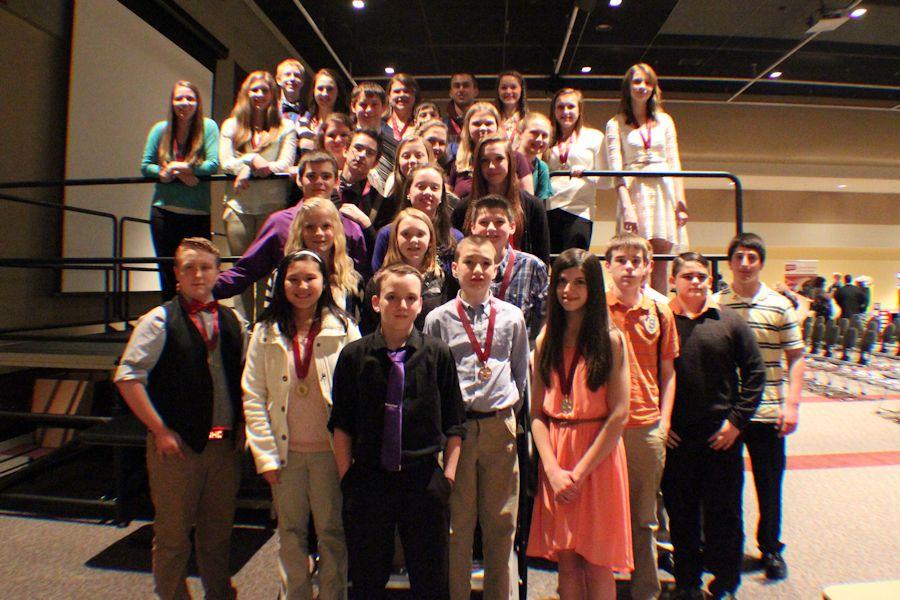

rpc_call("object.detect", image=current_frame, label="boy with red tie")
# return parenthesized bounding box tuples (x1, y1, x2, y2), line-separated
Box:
(115, 237, 247, 600)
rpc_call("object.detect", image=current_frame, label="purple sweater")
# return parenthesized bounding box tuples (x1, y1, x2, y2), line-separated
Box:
(214, 204, 369, 299)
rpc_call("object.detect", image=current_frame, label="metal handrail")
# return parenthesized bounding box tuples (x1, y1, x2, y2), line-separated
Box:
(547, 169, 743, 234)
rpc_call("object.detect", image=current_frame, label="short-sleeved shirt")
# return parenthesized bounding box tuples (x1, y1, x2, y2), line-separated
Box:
(715, 283, 804, 422)
(607, 293, 680, 427)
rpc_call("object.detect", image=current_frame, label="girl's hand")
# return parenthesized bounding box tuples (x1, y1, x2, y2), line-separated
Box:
(175, 170, 199, 187)
(251, 155, 272, 177)
(234, 165, 252, 190)
(339, 204, 372, 229)
(570, 166, 585, 178)
(621, 203, 638, 233)
(676, 202, 689, 227)
(548, 468, 578, 504)
(262, 469, 281, 486)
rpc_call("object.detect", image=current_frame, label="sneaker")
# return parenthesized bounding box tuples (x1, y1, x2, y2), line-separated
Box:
(763, 552, 788, 580)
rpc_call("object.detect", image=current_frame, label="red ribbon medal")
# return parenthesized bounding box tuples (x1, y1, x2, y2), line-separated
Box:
(291, 320, 321, 396)
(455, 298, 496, 382)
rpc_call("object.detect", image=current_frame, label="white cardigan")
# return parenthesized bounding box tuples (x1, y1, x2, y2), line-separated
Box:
(242, 310, 360, 474)
(546, 126, 611, 219)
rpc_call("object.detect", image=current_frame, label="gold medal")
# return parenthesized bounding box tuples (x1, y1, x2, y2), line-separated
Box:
(297, 381, 310, 396)
(478, 365, 492, 381)
(561, 395, 573, 414)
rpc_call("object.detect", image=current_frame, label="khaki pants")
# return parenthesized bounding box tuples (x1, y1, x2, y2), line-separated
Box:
(272, 451, 347, 600)
(623, 422, 667, 600)
(146, 435, 241, 600)
(449, 410, 519, 600)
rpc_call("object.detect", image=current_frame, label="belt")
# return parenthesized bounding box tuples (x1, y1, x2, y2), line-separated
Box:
(546, 415, 606, 427)
(208, 427, 232, 440)
(466, 406, 513, 420)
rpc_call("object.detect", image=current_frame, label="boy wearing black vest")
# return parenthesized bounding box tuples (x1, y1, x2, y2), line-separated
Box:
(115, 237, 247, 600)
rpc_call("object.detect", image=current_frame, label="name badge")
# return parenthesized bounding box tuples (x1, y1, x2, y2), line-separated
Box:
(643, 313, 658, 336)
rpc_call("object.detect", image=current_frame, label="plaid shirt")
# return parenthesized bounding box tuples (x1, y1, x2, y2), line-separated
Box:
(491, 247, 548, 340)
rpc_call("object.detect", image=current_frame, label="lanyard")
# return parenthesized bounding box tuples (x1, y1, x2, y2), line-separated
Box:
(557, 347, 582, 402)
(291, 320, 321, 382)
(455, 298, 496, 367)
(638, 122, 652, 151)
(557, 131, 577, 165)
(390, 113, 410, 141)
(496, 250, 517, 301)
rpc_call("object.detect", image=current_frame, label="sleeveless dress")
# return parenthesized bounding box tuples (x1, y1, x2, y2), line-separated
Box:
(606, 112, 689, 252)
(527, 348, 633, 570)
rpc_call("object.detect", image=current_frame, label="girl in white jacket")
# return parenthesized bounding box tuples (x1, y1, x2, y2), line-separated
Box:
(242, 250, 360, 600)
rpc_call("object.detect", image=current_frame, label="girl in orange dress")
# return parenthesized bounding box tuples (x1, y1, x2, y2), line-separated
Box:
(528, 248, 633, 599)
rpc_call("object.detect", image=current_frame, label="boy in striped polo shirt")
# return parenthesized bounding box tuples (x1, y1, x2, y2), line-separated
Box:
(714, 233, 805, 580)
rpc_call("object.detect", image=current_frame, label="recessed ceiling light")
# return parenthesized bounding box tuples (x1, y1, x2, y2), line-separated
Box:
(352, 0, 365, 9)
(768, 71, 783, 79)
(609, 0, 623, 7)
(581, 66, 592, 74)
(837, 184, 847, 189)
(384, 67, 395, 75)
(595, 23, 613, 32)
(849, 8, 867, 18)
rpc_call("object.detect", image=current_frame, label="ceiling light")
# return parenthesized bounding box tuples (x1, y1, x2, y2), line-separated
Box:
(849, 8, 867, 18)
(352, 0, 365, 9)
(837, 184, 847, 189)
(384, 67, 395, 75)
(580, 66, 592, 74)
(595, 23, 613, 32)
(768, 71, 782, 79)
(609, 0, 623, 6)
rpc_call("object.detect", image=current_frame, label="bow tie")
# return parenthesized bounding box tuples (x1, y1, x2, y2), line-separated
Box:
(282, 101, 303, 115)
(187, 300, 218, 314)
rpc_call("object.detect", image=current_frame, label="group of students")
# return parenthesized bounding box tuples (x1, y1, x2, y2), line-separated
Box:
(141, 60, 690, 307)
(124, 58, 804, 600)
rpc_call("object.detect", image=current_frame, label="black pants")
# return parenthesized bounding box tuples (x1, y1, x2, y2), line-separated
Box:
(661, 432, 744, 596)
(342, 459, 451, 599)
(547, 208, 592, 254)
(149, 206, 211, 301)
(743, 421, 786, 554)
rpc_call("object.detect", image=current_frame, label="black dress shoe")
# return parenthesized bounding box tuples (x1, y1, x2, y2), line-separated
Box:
(712, 593, 737, 600)
(658, 548, 675, 574)
(763, 552, 788, 580)
(672, 587, 705, 600)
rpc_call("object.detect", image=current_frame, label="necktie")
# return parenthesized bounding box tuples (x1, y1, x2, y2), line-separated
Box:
(381, 348, 406, 472)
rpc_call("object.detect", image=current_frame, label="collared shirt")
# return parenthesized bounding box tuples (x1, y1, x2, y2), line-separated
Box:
(715, 283, 804, 422)
(114, 303, 249, 429)
(492, 247, 548, 340)
(608, 292, 679, 427)
(668, 295, 765, 435)
(423, 293, 529, 413)
(328, 328, 466, 469)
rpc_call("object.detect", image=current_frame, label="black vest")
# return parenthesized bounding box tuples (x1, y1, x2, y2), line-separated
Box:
(146, 299, 244, 453)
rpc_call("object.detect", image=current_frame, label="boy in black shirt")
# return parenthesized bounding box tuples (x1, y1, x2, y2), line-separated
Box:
(329, 263, 466, 599)
(662, 253, 765, 600)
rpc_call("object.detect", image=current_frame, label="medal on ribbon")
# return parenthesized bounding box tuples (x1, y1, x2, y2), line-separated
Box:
(292, 320, 321, 397)
(455, 298, 496, 384)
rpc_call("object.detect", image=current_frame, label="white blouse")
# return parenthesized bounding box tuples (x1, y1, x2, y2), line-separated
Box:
(545, 126, 610, 220)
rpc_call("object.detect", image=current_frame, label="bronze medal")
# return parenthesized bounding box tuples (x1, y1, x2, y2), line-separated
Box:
(561, 395, 573, 414)
(297, 381, 310, 397)
(478, 365, 492, 381)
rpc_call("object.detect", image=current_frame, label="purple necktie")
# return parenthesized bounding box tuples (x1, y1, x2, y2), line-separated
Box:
(381, 348, 406, 472)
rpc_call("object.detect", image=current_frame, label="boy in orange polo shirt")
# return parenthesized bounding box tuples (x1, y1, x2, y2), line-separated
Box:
(605, 233, 679, 600)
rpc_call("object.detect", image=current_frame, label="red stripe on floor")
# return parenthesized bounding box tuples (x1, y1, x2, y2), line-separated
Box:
(745, 451, 900, 471)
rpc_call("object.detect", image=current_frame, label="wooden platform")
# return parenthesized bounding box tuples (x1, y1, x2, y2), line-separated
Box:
(0, 336, 125, 371)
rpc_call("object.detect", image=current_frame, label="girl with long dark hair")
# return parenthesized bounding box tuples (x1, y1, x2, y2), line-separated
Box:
(243, 250, 358, 599)
(528, 249, 632, 599)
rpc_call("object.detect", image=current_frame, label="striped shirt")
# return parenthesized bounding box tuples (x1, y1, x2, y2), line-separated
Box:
(715, 283, 804, 422)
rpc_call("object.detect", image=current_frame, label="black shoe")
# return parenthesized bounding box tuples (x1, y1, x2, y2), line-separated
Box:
(762, 552, 788, 580)
(672, 587, 704, 600)
(658, 549, 675, 574)
(711, 593, 737, 600)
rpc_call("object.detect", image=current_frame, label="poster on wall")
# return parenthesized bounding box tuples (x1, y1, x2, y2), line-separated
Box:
(783, 260, 818, 291)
